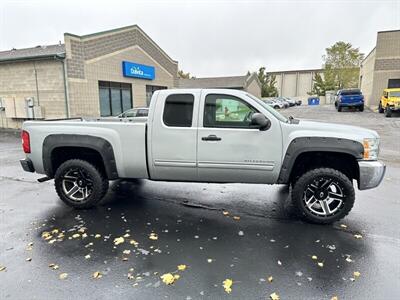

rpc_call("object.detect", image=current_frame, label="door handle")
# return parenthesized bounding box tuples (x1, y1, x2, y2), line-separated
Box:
(202, 134, 222, 141)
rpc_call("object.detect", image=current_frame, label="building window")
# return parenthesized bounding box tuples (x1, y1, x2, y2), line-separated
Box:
(99, 81, 132, 117)
(146, 85, 167, 107)
(163, 94, 194, 127)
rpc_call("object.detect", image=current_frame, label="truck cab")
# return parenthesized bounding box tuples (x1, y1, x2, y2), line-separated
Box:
(378, 88, 400, 117)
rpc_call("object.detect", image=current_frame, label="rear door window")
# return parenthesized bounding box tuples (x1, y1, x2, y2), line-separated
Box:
(163, 94, 194, 127)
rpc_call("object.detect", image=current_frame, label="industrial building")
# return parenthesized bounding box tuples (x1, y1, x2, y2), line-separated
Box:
(360, 29, 400, 108)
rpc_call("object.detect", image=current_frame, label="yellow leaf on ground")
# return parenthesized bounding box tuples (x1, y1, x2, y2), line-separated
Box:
(354, 234, 363, 239)
(149, 233, 158, 240)
(331, 296, 339, 300)
(114, 237, 125, 245)
(72, 233, 80, 239)
(222, 211, 229, 216)
(93, 271, 102, 279)
(353, 271, 361, 278)
(270, 292, 280, 300)
(177, 264, 187, 271)
(317, 262, 324, 267)
(340, 224, 347, 229)
(207, 258, 213, 263)
(174, 274, 180, 280)
(85, 254, 91, 259)
(123, 250, 131, 255)
(311, 255, 318, 260)
(123, 233, 130, 238)
(268, 276, 273, 283)
(0, 266, 6, 272)
(95, 234, 101, 238)
(233, 216, 241, 220)
(161, 273, 176, 285)
(223, 278, 233, 293)
(130, 239, 139, 246)
(48, 263, 59, 270)
(59, 273, 68, 280)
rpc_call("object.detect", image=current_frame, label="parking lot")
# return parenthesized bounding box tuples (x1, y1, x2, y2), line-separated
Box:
(1, 104, 399, 299)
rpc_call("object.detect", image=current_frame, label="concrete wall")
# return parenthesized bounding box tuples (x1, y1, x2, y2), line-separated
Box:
(246, 78, 261, 98)
(361, 30, 400, 108)
(0, 59, 66, 128)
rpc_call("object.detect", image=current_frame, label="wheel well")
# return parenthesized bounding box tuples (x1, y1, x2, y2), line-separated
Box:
(289, 151, 359, 184)
(51, 147, 107, 178)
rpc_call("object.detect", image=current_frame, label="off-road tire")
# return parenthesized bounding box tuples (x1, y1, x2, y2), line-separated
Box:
(378, 102, 384, 113)
(384, 108, 392, 118)
(291, 168, 355, 224)
(54, 159, 109, 209)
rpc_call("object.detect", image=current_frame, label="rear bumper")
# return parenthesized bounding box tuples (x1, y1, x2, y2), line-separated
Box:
(358, 160, 386, 190)
(339, 102, 364, 107)
(20, 158, 35, 173)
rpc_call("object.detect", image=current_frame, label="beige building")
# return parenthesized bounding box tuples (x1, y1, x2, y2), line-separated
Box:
(0, 25, 178, 128)
(178, 73, 262, 98)
(360, 29, 400, 108)
(269, 68, 323, 102)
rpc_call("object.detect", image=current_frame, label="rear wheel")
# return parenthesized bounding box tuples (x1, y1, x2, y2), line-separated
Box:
(337, 105, 342, 112)
(54, 159, 109, 208)
(359, 105, 364, 112)
(291, 168, 355, 224)
(378, 102, 384, 113)
(384, 107, 392, 118)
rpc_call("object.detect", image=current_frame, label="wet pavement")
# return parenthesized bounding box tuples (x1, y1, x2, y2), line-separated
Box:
(1, 105, 400, 299)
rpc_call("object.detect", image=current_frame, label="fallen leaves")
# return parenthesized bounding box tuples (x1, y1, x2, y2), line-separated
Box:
(130, 239, 139, 247)
(222, 278, 233, 293)
(353, 271, 361, 278)
(270, 292, 280, 300)
(72, 233, 80, 239)
(123, 250, 131, 255)
(161, 273, 179, 285)
(0, 266, 6, 272)
(268, 276, 273, 283)
(113, 237, 125, 245)
(177, 264, 187, 271)
(311, 255, 318, 260)
(317, 262, 324, 268)
(149, 233, 158, 240)
(85, 254, 91, 259)
(331, 296, 339, 300)
(48, 263, 59, 270)
(222, 211, 229, 216)
(340, 224, 347, 229)
(93, 271, 102, 279)
(354, 234, 363, 239)
(26, 258, 32, 262)
(59, 273, 68, 280)
(277, 260, 282, 266)
(233, 216, 241, 221)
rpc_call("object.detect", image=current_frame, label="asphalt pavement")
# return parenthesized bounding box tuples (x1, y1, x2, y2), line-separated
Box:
(0, 105, 399, 299)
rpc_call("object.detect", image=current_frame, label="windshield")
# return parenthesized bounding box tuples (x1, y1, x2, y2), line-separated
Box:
(389, 91, 400, 97)
(246, 94, 288, 123)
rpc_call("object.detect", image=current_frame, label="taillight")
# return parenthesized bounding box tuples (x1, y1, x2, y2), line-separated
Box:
(21, 130, 31, 153)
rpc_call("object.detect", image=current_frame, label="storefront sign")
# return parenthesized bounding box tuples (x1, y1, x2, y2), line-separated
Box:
(122, 61, 155, 80)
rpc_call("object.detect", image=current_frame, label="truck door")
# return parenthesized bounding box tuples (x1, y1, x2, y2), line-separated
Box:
(148, 90, 200, 181)
(197, 92, 282, 183)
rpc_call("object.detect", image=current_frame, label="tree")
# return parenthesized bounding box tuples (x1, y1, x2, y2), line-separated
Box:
(256, 67, 278, 97)
(310, 41, 364, 95)
(178, 70, 194, 79)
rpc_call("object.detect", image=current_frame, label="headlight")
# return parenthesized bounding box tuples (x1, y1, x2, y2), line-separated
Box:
(363, 138, 380, 160)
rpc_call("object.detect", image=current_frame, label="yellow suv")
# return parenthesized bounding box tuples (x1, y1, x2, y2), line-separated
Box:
(379, 88, 400, 117)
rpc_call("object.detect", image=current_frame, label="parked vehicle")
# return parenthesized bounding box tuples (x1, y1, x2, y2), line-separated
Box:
(308, 97, 320, 105)
(274, 97, 290, 108)
(20, 89, 385, 224)
(335, 89, 364, 112)
(295, 99, 302, 106)
(117, 107, 149, 118)
(282, 97, 296, 107)
(263, 99, 284, 109)
(378, 88, 400, 117)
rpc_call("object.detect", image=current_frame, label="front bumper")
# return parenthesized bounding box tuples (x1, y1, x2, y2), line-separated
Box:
(20, 158, 35, 173)
(358, 160, 386, 190)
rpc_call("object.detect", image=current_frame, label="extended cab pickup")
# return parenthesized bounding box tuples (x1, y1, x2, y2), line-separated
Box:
(20, 89, 385, 224)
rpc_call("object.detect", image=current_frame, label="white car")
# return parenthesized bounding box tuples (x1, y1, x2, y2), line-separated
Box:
(20, 89, 385, 224)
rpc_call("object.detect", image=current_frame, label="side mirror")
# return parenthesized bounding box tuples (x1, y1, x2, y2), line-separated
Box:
(250, 113, 271, 131)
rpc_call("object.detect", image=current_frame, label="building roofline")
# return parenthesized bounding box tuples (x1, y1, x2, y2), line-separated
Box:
(377, 29, 400, 34)
(0, 52, 65, 63)
(361, 47, 376, 63)
(65, 24, 178, 64)
(268, 68, 323, 74)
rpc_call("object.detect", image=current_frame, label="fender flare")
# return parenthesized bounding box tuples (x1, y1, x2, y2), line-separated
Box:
(42, 134, 118, 179)
(277, 137, 364, 183)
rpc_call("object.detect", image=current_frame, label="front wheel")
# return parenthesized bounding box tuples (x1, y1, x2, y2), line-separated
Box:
(54, 159, 109, 208)
(378, 102, 384, 113)
(337, 105, 342, 112)
(291, 168, 355, 224)
(384, 107, 392, 118)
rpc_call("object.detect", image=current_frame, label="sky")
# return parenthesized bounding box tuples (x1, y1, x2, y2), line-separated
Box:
(0, 0, 399, 77)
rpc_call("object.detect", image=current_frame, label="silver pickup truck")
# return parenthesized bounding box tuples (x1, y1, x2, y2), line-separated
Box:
(20, 89, 385, 224)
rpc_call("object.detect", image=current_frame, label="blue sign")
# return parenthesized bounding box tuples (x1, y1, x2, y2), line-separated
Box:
(122, 61, 155, 80)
